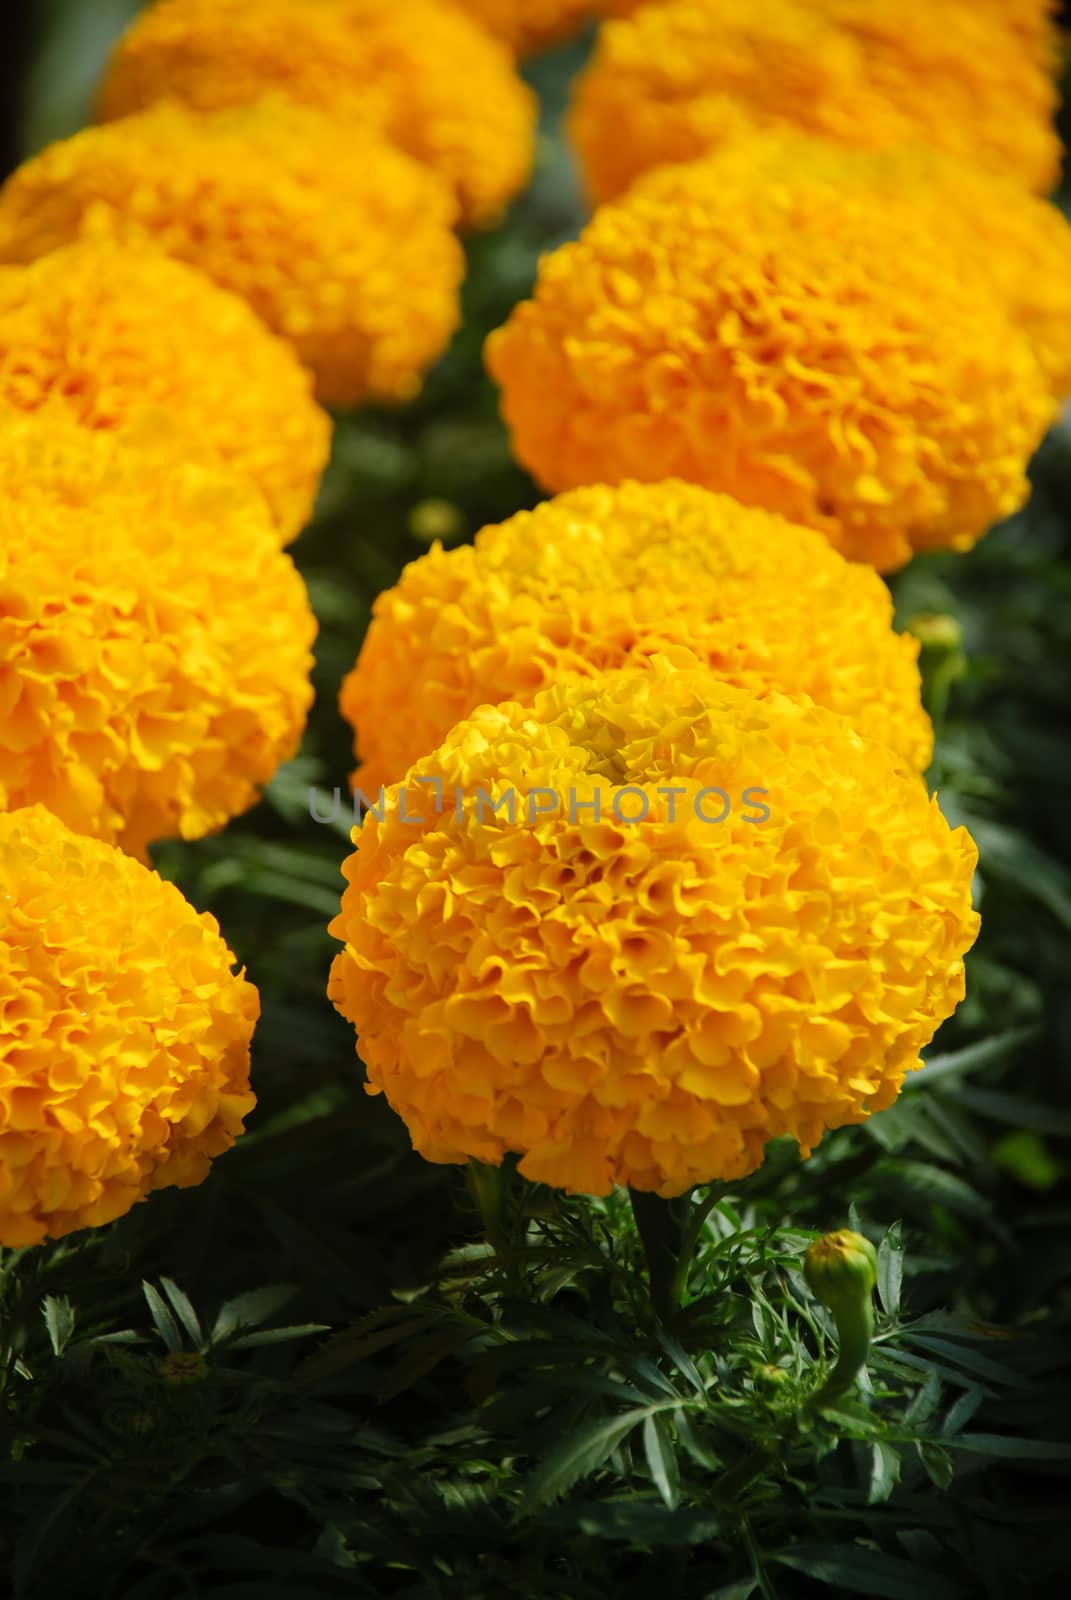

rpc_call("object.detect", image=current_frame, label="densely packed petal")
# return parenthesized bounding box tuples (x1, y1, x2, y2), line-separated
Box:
(98, 0, 537, 227)
(452, 0, 596, 54)
(341, 479, 932, 792)
(0, 805, 258, 1247)
(0, 101, 465, 409)
(0, 239, 330, 541)
(329, 660, 979, 1196)
(486, 149, 1055, 570)
(571, 0, 1062, 204)
(0, 417, 316, 856)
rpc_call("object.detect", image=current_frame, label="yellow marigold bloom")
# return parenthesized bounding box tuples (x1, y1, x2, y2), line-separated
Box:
(451, 0, 595, 54)
(0, 239, 329, 543)
(570, 0, 1062, 204)
(328, 661, 979, 1197)
(341, 480, 932, 793)
(486, 153, 1055, 571)
(0, 418, 316, 857)
(0, 102, 464, 411)
(98, 0, 537, 228)
(0, 806, 258, 1247)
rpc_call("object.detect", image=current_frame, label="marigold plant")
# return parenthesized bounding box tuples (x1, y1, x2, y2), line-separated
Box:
(98, 0, 537, 227)
(0, 239, 329, 542)
(0, 805, 258, 1247)
(0, 101, 465, 410)
(328, 661, 979, 1197)
(570, 0, 1062, 203)
(342, 480, 932, 792)
(0, 417, 316, 857)
(486, 153, 1055, 571)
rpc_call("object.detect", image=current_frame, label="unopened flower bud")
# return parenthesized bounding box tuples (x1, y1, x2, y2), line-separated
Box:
(804, 1229, 878, 1405)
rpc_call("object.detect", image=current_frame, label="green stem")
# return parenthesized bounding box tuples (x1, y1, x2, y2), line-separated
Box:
(629, 1190, 683, 1321)
(464, 1161, 510, 1255)
(813, 1294, 874, 1407)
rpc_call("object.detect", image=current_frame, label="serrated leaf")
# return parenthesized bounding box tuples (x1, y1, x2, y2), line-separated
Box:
(142, 1281, 183, 1353)
(643, 1413, 680, 1510)
(867, 1441, 901, 1505)
(42, 1297, 75, 1358)
(913, 1026, 1041, 1086)
(917, 1441, 955, 1490)
(212, 1285, 296, 1343)
(773, 1543, 965, 1599)
(158, 1278, 203, 1348)
(903, 1368, 942, 1427)
(228, 1323, 329, 1350)
(877, 1222, 904, 1319)
(941, 1386, 985, 1437)
(519, 1408, 652, 1515)
(948, 1433, 1071, 1460)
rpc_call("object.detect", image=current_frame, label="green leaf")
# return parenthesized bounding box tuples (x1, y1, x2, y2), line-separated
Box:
(212, 1285, 296, 1343)
(158, 1277, 204, 1349)
(867, 1441, 902, 1505)
(41, 1297, 76, 1358)
(643, 1413, 680, 1511)
(916, 1441, 955, 1490)
(519, 1408, 653, 1515)
(948, 1433, 1071, 1460)
(229, 1323, 330, 1350)
(913, 1025, 1042, 1085)
(876, 1222, 903, 1319)
(773, 1543, 965, 1599)
(142, 1281, 183, 1353)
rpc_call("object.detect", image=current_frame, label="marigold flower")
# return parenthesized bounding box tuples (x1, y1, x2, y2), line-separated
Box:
(342, 480, 932, 792)
(451, 0, 596, 54)
(328, 660, 979, 1197)
(570, 0, 1062, 204)
(0, 805, 258, 1247)
(0, 417, 316, 856)
(0, 239, 329, 542)
(98, 0, 537, 227)
(0, 102, 465, 410)
(486, 152, 1055, 570)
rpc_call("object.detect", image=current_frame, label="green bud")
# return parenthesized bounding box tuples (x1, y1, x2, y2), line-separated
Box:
(804, 1229, 878, 1406)
(408, 497, 465, 546)
(905, 613, 964, 655)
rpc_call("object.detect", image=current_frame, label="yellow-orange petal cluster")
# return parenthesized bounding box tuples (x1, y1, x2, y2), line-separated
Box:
(0, 417, 317, 857)
(0, 239, 330, 542)
(486, 150, 1055, 571)
(0, 805, 259, 1247)
(98, 0, 537, 228)
(0, 102, 465, 410)
(328, 660, 979, 1197)
(341, 479, 932, 793)
(570, 0, 1062, 204)
(452, 0, 596, 54)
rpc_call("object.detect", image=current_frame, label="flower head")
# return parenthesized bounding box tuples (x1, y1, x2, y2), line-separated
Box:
(0, 416, 316, 856)
(98, 0, 537, 227)
(0, 239, 329, 542)
(0, 101, 465, 409)
(328, 661, 979, 1197)
(342, 479, 932, 792)
(486, 147, 1054, 570)
(0, 805, 258, 1247)
(451, 0, 596, 54)
(570, 0, 1062, 204)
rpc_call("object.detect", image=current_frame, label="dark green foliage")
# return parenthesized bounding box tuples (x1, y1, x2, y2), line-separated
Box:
(3, 9, 1071, 1598)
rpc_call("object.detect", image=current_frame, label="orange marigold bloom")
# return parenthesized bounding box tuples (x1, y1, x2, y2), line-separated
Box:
(342, 480, 932, 793)
(486, 151, 1055, 571)
(451, 0, 595, 54)
(328, 661, 979, 1197)
(570, 0, 1062, 204)
(0, 805, 258, 1247)
(98, 0, 537, 228)
(0, 101, 465, 410)
(0, 239, 329, 542)
(0, 417, 316, 857)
